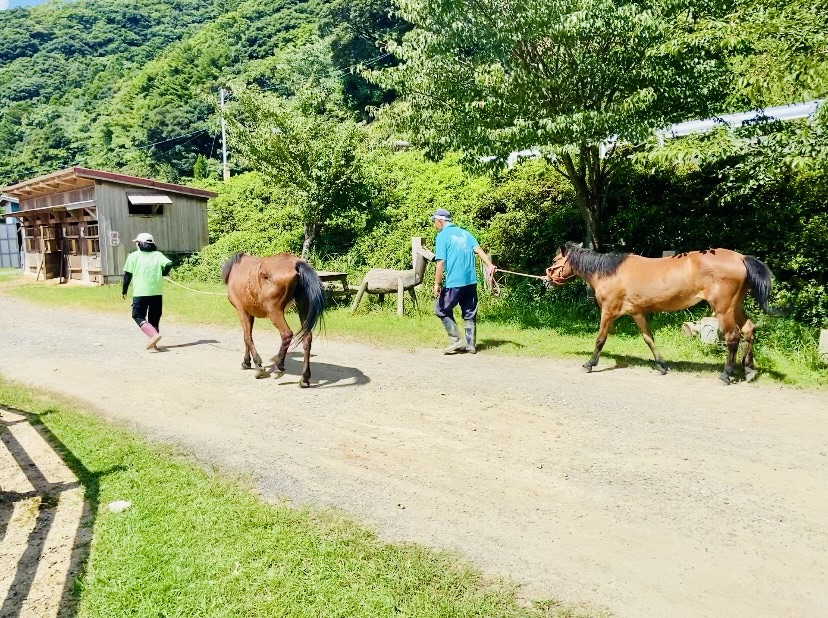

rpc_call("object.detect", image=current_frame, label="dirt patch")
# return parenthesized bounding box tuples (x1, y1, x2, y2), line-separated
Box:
(1, 296, 827, 617)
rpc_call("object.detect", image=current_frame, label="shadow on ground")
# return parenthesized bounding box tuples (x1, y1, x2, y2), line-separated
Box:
(0, 406, 121, 617)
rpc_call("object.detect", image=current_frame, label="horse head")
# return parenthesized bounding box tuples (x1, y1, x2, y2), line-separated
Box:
(545, 244, 579, 286)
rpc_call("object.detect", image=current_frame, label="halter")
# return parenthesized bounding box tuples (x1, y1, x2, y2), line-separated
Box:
(546, 257, 577, 285)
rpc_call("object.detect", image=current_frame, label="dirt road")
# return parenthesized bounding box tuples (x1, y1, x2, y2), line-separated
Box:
(1, 295, 827, 617)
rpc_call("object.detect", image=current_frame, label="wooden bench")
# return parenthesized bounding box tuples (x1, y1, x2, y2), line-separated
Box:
(316, 271, 352, 300)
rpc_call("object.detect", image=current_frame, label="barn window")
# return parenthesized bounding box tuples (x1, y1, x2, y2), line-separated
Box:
(127, 194, 171, 216)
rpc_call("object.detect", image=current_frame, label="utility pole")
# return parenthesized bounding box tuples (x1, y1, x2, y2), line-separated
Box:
(220, 88, 230, 181)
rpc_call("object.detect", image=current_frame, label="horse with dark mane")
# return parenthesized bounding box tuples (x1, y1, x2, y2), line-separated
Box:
(221, 252, 325, 387)
(545, 243, 775, 384)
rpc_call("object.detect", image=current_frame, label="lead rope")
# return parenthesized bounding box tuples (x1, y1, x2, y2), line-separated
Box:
(163, 276, 226, 296)
(484, 267, 547, 297)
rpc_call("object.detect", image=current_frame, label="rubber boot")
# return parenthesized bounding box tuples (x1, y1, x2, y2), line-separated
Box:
(139, 321, 162, 350)
(464, 319, 477, 354)
(440, 317, 466, 355)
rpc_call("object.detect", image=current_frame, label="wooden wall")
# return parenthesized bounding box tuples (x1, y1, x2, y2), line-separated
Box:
(19, 186, 94, 211)
(96, 181, 209, 282)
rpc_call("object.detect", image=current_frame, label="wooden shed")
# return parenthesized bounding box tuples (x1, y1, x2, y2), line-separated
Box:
(1, 194, 22, 269)
(1, 168, 216, 284)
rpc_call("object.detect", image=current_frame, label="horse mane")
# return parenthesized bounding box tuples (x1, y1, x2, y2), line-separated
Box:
(565, 243, 629, 277)
(221, 252, 246, 285)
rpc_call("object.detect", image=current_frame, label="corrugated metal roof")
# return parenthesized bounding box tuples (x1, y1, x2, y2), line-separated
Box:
(1, 167, 217, 200)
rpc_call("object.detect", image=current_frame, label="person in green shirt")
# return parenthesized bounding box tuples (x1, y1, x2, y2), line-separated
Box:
(122, 232, 173, 349)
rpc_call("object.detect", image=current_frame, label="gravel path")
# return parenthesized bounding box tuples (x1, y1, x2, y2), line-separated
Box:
(1, 294, 827, 617)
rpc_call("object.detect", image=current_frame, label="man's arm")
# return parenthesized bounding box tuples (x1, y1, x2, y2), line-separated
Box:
(433, 260, 445, 298)
(474, 245, 496, 275)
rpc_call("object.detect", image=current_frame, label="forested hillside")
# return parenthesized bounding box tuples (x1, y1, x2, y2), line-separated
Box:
(1, 0, 827, 328)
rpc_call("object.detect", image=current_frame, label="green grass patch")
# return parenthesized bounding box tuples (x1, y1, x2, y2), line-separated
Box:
(5, 274, 826, 388)
(0, 377, 593, 617)
(0, 268, 19, 282)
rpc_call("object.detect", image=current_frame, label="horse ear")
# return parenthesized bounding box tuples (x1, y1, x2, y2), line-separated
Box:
(577, 242, 584, 248)
(558, 244, 567, 256)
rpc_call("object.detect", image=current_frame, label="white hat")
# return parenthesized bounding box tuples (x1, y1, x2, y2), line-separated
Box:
(133, 232, 155, 243)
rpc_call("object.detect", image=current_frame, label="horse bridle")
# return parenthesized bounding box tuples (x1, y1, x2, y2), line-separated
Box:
(546, 257, 577, 286)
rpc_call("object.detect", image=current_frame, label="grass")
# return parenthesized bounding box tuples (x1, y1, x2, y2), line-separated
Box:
(0, 377, 594, 617)
(4, 273, 826, 388)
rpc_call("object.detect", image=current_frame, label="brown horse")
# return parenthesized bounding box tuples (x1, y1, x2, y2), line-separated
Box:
(222, 252, 325, 387)
(545, 243, 775, 384)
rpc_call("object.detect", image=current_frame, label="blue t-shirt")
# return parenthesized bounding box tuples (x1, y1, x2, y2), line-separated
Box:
(435, 223, 480, 288)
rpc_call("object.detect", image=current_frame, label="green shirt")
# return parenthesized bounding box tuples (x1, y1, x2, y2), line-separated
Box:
(123, 250, 172, 297)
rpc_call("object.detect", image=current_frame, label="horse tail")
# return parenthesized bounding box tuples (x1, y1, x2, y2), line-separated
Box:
(221, 252, 245, 285)
(293, 260, 326, 344)
(742, 255, 778, 315)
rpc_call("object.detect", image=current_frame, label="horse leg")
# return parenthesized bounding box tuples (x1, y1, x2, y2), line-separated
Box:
(584, 311, 616, 372)
(296, 302, 313, 388)
(237, 311, 259, 371)
(300, 331, 312, 388)
(631, 313, 668, 374)
(718, 312, 741, 385)
(269, 310, 293, 376)
(736, 308, 757, 382)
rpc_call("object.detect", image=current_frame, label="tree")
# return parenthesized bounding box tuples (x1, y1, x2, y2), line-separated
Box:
(226, 85, 367, 259)
(375, 0, 731, 249)
(320, 0, 411, 115)
(697, 0, 828, 109)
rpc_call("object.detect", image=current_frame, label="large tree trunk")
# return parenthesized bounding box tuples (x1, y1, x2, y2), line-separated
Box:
(301, 224, 317, 260)
(561, 145, 610, 250)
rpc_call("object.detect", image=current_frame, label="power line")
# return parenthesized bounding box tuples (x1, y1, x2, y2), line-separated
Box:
(208, 132, 219, 161)
(134, 129, 208, 150)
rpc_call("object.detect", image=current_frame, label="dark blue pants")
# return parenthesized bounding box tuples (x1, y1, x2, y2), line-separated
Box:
(434, 284, 478, 322)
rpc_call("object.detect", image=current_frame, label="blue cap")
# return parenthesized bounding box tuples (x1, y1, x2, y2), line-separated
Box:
(429, 208, 451, 222)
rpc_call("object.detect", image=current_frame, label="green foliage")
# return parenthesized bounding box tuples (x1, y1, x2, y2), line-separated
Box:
(320, 0, 410, 114)
(690, 0, 828, 107)
(175, 172, 305, 281)
(374, 0, 733, 248)
(226, 79, 368, 258)
(2, 0, 827, 335)
(347, 150, 491, 271)
(609, 112, 828, 327)
(0, 0, 237, 185)
(472, 160, 582, 274)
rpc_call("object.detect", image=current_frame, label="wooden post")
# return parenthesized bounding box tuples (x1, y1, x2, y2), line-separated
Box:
(397, 277, 404, 316)
(350, 280, 368, 313)
(411, 237, 422, 272)
(819, 329, 828, 364)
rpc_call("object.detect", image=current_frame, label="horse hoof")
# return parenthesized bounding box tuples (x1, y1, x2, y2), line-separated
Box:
(255, 370, 268, 380)
(719, 373, 731, 385)
(242, 362, 252, 370)
(299, 380, 310, 389)
(582, 363, 593, 373)
(656, 364, 668, 375)
(744, 369, 758, 383)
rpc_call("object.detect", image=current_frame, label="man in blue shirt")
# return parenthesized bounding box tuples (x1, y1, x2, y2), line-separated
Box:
(431, 208, 496, 354)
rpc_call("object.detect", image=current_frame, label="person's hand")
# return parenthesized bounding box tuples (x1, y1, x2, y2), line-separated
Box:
(486, 264, 497, 278)
(433, 284, 440, 298)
